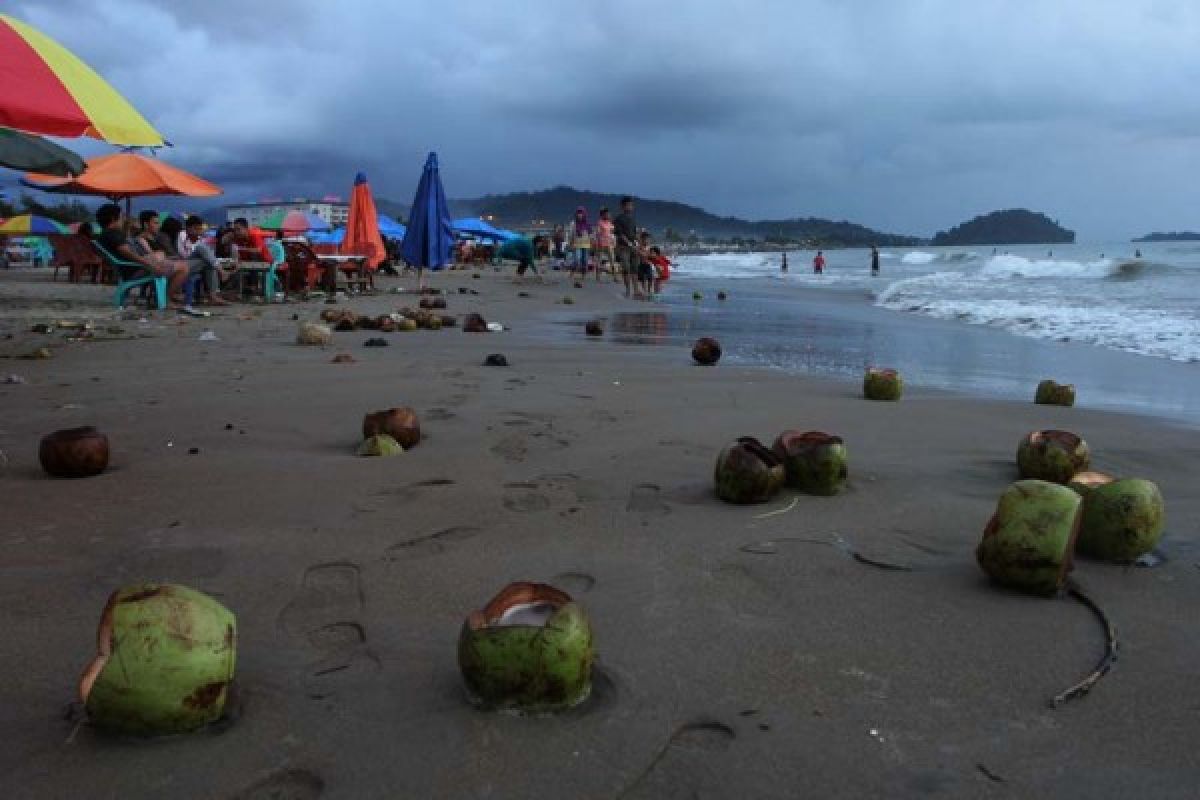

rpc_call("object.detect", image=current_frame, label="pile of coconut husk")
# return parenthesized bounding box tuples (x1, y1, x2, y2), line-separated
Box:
(713, 430, 849, 504)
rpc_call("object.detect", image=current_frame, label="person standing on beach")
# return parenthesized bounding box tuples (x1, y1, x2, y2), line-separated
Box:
(781, 252, 788, 272)
(552, 224, 566, 261)
(870, 246, 880, 276)
(595, 207, 616, 282)
(614, 196, 640, 297)
(569, 206, 592, 280)
(813, 250, 825, 274)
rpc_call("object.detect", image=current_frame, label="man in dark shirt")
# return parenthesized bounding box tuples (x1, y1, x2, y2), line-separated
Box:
(613, 196, 639, 297)
(95, 203, 188, 305)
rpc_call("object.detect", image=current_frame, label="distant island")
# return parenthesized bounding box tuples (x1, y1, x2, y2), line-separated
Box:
(1131, 231, 1200, 242)
(931, 209, 1075, 246)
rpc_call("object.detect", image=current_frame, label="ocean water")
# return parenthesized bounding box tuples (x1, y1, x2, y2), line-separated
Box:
(675, 243, 1200, 363)
(556, 242, 1199, 423)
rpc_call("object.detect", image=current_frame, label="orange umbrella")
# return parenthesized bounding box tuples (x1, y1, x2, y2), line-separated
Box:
(342, 172, 385, 269)
(23, 151, 221, 200)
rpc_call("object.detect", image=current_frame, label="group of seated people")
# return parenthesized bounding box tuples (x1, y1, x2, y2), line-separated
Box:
(91, 204, 271, 308)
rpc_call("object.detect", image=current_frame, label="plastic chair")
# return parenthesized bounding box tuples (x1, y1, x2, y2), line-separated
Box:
(263, 240, 287, 301)
(92, 241, 167, 310)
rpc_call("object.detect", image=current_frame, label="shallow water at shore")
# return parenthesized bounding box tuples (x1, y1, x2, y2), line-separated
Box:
(550, 281, 1199, 426)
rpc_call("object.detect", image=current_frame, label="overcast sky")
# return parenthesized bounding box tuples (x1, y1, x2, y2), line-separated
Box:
(8, 0, 1200, 239)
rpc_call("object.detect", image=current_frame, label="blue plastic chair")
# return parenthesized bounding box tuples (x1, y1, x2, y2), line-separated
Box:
(263, 240, 287, 301)
(92, 241, 167, 310)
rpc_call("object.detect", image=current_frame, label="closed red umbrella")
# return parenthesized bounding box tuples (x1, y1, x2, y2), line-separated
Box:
(343, 172, 385, 269)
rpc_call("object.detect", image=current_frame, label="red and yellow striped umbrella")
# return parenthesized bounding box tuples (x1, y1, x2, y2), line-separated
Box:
(0, 13, 164, 147)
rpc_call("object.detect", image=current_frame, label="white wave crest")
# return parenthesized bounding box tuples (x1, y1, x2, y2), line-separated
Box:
(901, 251, 937, 265)
(978, 254, 1115, 279)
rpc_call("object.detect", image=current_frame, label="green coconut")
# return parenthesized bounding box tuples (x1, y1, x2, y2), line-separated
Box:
(457, 582, 593, 712)
(356, 433, 404, 457)
(771, 430, 848, 495)
(976, 480, 1082, 595)
(1016, 429, 1091, 484)
(1067, 470, 1115, 498)
(1077, 478, 1165, 562)
(714, 436, 785, 504)
(397, 318, 419, 332)
(1035, 379, 1075, 407)
(863, 367, 903, 401)
(80, 584, 236, 735)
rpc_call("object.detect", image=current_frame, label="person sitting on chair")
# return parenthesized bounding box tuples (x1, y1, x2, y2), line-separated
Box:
(95, 203, 189, 307)
(179, 215, 231, 305)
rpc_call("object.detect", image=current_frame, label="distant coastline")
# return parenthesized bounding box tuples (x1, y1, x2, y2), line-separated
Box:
(1131, 231, 1200, 242)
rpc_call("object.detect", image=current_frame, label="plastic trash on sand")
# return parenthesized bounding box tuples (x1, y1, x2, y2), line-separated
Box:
(198, 330, 218, 342)
(486, 322, 504, 332)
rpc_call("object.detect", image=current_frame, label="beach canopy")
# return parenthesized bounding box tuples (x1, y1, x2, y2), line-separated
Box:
(453, 216, 517, 241)
(259, 209, 330, 232)
(0, 213, 68, 234)
(402, 152, 454, 271)
(23, 152, 221, 199)
(377, 213, 407, 238)
(0, 13, 165, 147)
(0, 127, 85, 175)
(343, 172, 386, 268)
(309, 227, 345, 245)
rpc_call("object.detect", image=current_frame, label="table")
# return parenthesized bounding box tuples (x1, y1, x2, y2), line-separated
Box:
(316, 255, 369, 299)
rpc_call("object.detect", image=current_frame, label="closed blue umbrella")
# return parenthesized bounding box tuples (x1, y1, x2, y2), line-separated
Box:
(402, 152, 454, 284)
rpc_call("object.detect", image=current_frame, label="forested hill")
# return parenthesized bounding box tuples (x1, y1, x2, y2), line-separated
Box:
(1131, 231, 1200, 242)
(438, 186, 918, 246)
(931, 209, 1074, 246)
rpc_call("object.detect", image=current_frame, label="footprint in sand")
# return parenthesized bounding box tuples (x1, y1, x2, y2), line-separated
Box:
(626, 483, 670, 515)
(233, 767, 324, 799)
(277, 562, 379, 700)
(375, 477, 457, 503)
(621, 719, 736, 798)
(551, 571, 596, 594)
(501, 475, 581, 513)
(383, 526, 483, 560)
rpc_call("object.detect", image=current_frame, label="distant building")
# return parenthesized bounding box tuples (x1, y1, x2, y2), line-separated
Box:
(225, 199, 349, 228)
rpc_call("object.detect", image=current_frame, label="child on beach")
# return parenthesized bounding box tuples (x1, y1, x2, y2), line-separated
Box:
(569, 207, 592, 280)
(595, 207, 616, 282)
(648, 246, 671, 295)
(813, 251, 825, 274)
(636, 231, 656, 297)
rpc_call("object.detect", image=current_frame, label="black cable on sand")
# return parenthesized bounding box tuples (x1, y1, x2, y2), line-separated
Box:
(1051, 580, 1118, 708)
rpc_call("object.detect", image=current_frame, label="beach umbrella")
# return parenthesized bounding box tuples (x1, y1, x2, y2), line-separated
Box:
(0, 127, 85, 175)
(258, 209, 330, 233)
(0, 13, 165, 146)
(453, 216, 512, 241)
(402, 152, 454, 273)
(344, 172, 385, 268)
(0, 213, 68, 234)
(23, 152, 220, 199)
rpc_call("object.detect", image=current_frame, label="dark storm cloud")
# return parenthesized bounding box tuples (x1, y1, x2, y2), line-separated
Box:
(8, 0, 1200, 237)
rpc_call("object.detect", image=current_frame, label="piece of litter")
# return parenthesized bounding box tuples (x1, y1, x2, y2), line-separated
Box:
(613, 381, 621, 386)
(198, 330, 218, 341)
(2, 374, 26, 384)
(188, 447, 199, 455)
(166, 441, 174, 448)
(486, 322, 504, 332)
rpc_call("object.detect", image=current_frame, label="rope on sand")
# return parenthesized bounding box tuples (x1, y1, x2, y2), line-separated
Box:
(1050, 580, 1118, 708)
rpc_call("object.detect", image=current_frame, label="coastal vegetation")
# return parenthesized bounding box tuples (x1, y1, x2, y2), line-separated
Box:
(1131, 231, 1200, 242)
(931, 209, 1074, 246)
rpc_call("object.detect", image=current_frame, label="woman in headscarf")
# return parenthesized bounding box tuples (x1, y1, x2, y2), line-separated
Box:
(569, 206, 592, 281)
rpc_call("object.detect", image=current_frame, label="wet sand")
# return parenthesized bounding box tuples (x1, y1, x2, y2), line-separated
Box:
(1, 267, 1198, 799)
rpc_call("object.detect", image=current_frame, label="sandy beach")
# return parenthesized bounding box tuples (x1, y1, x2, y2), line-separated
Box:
(1, 267, 1198, 799)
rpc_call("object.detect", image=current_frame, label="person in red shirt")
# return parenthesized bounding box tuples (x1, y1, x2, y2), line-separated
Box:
(648, 246, 671, 295)
(222, 217, 273, 262)
(813, 250, 825, 274)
